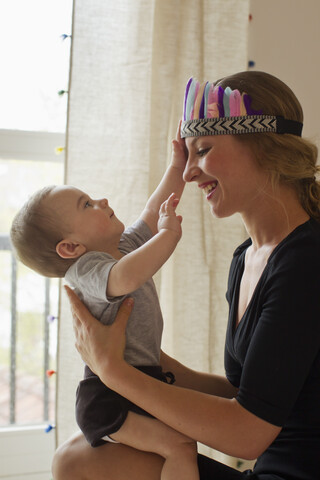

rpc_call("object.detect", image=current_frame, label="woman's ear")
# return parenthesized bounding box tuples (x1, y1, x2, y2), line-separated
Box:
(56, 239, 87, 259)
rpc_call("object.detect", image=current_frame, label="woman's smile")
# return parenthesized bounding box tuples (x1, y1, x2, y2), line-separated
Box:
(199, 181, 218, 199)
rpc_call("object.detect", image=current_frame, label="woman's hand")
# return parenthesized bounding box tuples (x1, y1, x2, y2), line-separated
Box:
(64, 285, 134, 378)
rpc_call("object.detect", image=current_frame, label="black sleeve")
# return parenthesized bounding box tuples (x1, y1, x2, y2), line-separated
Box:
(236, 244, 320, 426)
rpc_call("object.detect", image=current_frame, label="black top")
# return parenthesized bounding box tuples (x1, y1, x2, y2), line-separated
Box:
(224, 218, 320, 480)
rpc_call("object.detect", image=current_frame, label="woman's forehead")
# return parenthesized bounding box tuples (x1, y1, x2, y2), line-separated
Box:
(185, 135, 235, 149)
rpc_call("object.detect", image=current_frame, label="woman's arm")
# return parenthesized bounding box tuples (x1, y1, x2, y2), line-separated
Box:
(66, 287, 281, 461)
(104, 358, 280, 461)
(160, 350, 238, 399)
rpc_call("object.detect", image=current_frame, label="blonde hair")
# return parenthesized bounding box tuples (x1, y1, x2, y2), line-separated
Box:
(216, 71, 320, 221)
(10, 186, 76, 277)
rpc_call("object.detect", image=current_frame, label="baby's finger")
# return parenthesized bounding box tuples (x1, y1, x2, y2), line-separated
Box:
(160, 198, 172, 216)
(176, 119, 182, 141)
(167, 193, 179, 209)
(176, 119, 187, 152)
(171, 197, 179, 208)
(172, 139, 185, 157)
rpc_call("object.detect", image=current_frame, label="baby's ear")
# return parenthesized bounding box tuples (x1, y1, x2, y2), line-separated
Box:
(56, 239, 86, 259)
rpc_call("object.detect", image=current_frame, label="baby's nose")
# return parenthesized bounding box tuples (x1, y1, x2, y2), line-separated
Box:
(99, 198, 108, 208)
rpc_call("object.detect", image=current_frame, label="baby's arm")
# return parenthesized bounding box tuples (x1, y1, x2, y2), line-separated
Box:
(140, 124, 186, 236)
(107, 193, 182, 297)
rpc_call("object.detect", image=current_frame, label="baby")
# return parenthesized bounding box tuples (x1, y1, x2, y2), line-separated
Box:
(10, 136, 200, 480)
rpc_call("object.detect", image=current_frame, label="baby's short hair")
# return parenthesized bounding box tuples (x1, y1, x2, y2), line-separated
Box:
(10, 186, 75, 277)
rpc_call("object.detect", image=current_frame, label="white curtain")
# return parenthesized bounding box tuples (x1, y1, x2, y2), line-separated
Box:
(56, 0, 249, 467)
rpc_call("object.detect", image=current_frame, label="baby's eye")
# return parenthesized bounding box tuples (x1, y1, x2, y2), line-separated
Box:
(84, 200, 93, 208)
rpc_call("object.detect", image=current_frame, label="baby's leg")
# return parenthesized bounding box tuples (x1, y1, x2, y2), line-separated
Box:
(110, 411, 199, 480)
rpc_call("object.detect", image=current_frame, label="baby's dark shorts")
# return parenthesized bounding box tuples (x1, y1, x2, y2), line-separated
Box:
(76, 365, 175, 447)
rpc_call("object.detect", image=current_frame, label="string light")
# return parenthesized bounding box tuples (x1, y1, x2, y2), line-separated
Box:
(55, 147, 65, 155)
(45, 424, 56, 433)
(60, 33, 72, 41)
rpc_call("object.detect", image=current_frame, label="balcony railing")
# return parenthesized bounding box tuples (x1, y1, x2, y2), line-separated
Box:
(0, 233, 55, 425)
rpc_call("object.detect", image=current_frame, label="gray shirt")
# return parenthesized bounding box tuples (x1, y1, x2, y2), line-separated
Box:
(65, 219, 163, 366)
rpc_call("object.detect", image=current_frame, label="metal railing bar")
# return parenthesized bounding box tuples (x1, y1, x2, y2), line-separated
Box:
(10, 254, 17, 424)
(44, 278, 50, 421)
(0, 233, 12, 250)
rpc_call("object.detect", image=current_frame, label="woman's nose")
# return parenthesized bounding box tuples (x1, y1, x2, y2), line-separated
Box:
(183, 160, 201, 183)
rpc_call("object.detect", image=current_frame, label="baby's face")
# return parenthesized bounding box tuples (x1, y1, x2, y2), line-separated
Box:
(44, 186, 124, 252)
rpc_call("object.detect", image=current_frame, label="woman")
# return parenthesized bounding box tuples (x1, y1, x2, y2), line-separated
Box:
(52, 71, 320, 479)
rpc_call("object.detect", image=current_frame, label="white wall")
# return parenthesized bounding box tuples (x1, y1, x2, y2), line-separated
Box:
(248, 0, 320, 142)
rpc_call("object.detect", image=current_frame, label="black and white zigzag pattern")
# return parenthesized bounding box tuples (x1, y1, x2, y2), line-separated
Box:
(181, 115, 277, 137)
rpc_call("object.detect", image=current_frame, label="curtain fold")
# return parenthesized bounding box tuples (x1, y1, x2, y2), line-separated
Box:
(57, 0, 249, 467)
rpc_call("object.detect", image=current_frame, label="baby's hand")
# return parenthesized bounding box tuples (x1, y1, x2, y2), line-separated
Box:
(157, 193, 182, 237)
(171, 120, 187, 170)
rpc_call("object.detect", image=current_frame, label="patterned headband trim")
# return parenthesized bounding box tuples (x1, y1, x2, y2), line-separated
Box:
(181, 115, 303, 138)
(181, 78, 303, 138)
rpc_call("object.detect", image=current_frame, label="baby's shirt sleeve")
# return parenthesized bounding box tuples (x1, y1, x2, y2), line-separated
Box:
(119, 219, 153, 253)
(66, 251, 119, 305)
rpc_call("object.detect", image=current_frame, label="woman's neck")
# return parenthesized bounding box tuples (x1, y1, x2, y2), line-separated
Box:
(241, 184, 309, 249)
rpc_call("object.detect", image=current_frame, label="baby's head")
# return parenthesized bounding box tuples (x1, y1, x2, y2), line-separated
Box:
(11, 185, 125, 278)
(10, 185, 76, 277)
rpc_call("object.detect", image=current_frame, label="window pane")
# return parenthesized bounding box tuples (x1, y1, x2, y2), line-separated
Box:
(0, 259, 59, 426)
(0, 0, 73, 132)
(0, 159, 63, 426)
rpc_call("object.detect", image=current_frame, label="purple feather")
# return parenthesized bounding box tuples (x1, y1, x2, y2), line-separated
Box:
(217, 86, 225, 117)
(243, 94, 263, 115)
(183, 78, 193, 120)
(199, 82, 208, 119)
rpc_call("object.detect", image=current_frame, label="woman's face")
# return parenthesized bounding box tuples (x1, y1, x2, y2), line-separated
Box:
(183, 135, 269, 219)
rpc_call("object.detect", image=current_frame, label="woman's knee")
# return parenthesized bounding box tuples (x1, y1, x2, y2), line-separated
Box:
(51, 431, 86, 480)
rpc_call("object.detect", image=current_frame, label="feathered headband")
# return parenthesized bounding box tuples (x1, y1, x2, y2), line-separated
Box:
(180, 78, 303, 138)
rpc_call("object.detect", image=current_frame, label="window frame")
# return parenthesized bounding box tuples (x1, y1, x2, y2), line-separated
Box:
(0, 129, 65, 163)
(0, 128, 65, 479)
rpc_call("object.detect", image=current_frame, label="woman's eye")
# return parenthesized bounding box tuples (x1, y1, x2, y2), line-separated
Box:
(196, 148, 209, 157)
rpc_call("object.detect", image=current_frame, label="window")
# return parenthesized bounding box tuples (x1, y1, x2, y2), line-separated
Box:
(0, 1, 73, 478)
(0, 158, 62, 427)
